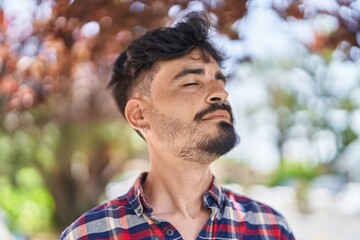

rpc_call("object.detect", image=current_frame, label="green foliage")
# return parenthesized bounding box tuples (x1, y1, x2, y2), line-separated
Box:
(341, 127, 357, 146)
(0, 121, 59, 176)
(77, 121, 146, 158)
(0, 168, 55, 234)
(267, 161, 323, 187)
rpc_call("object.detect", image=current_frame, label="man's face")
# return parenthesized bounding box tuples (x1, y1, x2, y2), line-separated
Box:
(144, 50, 239, 165)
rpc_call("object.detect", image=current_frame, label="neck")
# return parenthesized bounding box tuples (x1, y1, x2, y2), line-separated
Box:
(142, 150, 214, 218)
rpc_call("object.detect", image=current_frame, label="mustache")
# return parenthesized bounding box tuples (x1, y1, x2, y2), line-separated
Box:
(194, 103, 234, 123)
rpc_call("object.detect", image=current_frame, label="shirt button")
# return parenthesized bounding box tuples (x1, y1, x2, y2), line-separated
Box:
(166, 228, 174, 237)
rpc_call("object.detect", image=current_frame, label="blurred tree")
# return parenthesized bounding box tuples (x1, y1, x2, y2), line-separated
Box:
(233, 0, 360, 185)
(281, 0, 360, 58)
(0, 0, 360, 235)
(0, 0, 248, 233)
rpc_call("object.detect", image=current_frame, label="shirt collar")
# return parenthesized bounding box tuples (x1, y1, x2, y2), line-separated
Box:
(203, 177, 222, 208)
(126, 172, 152, 217)
(126, 172, 223, 217)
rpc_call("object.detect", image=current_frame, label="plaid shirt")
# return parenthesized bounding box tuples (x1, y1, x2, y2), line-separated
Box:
(61, 173, 295, 240)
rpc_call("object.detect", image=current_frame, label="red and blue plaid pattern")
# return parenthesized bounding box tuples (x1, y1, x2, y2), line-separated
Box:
(61, 173, 295, 239)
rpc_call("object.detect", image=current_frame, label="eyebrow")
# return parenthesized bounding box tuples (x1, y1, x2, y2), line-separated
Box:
(172, 67, 227, 83)
(215, 71, 227, 83)
(173, 67, 205, 80)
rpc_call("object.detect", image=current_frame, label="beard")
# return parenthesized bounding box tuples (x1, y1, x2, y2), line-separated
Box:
(149, 103, 240, 165)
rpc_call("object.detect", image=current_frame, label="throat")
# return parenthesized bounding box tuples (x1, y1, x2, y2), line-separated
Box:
(153, 207, 211, 240)
(177, 147, 219, 165)
(142, 166, 214, 217)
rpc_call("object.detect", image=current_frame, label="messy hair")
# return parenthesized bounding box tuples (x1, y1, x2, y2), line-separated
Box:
(108, 11, 226, 117)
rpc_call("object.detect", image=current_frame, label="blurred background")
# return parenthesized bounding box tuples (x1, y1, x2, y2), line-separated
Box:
(0, 0, 360, 239)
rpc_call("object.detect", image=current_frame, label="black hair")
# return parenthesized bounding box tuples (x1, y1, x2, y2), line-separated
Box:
(108, 11, 226, 117)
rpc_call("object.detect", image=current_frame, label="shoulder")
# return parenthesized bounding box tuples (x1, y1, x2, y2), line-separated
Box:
(221, 187, 282, 214)
(220, 187, 295, 238)
(60, 195, 133, 240)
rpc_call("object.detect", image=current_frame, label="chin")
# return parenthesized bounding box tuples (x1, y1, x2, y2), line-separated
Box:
(200, 122, 240, 156)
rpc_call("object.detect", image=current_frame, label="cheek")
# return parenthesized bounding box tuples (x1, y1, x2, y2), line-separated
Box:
(152, 86, 206, 118)
(169, 99, 199, 119)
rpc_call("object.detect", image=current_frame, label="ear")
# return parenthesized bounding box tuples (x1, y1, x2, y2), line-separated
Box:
(124, 98, 148, 132)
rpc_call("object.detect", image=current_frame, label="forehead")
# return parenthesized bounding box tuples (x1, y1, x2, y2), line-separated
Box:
(154, 50, 221, 78)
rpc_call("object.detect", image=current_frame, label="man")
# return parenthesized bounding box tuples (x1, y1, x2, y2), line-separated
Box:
(61, 12, 295, 240)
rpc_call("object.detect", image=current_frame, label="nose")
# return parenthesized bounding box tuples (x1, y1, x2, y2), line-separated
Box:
(206, 81, 229, 105)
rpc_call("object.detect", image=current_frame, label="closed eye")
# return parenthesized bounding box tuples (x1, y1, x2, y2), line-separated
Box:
(183, 82, 198, 87)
